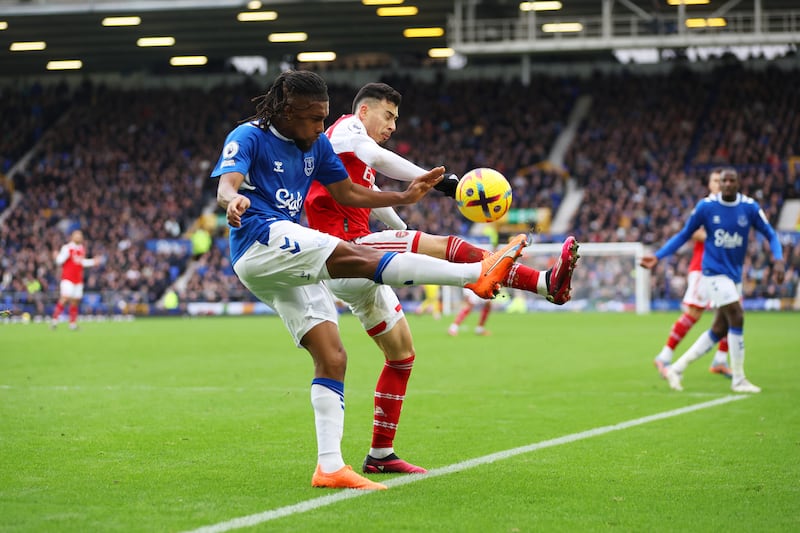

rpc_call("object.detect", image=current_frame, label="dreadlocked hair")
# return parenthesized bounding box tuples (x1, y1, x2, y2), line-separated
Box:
(244, 70, 329, 129)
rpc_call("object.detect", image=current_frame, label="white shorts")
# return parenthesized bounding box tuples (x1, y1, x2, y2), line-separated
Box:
(326, 278, 404, 337)
(352, 230, 422, 253)
(320, 229, 418, 336)
(682, 270, 710, 309)
(60, 280, 84, 299)
(233, 221, 341, 346)
(700, 275, 742, 308)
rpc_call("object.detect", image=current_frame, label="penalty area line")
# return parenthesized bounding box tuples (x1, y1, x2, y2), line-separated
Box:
(184, 394, 749, 533)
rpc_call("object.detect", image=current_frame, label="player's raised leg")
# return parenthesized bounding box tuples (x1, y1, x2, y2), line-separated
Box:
(465, 234, 528, 299)
(503, 236, 580, 305)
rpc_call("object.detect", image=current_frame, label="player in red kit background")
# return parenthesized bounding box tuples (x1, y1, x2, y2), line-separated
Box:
(51, 230, 102, 330)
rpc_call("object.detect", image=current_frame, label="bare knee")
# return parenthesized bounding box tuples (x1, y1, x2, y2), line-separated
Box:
(301, 321, 348, 380)
(373, 320, 415, 361)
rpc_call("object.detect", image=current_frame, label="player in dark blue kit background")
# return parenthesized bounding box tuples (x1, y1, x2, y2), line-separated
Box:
(640, 168, 785, 393)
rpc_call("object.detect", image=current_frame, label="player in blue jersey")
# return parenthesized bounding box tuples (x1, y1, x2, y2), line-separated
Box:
(640, 168, 785, 393)
(211, 70, 527, 490)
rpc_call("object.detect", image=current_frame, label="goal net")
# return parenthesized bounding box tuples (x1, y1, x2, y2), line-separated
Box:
(441, 241, 651, 315)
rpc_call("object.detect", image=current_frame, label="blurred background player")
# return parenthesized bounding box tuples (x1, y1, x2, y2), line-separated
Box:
(448, 289, 493, 336)
(51, 229, 102, 330)
(416, 285, 442, 320)
(305, 82, 578, 475)
(641, 168, 785, 393)
(652, 169, 730, 379)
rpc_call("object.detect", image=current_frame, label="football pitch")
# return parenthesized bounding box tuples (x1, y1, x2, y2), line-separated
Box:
(2, 312, 798, 532)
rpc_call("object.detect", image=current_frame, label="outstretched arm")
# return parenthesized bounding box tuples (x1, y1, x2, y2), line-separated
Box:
(353, 137, 459, 197)
(754, 207, 786, 283)
(326, 167, 444, 208)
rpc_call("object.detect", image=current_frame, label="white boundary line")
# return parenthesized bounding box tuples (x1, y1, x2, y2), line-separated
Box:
(184, 395, 749, 533)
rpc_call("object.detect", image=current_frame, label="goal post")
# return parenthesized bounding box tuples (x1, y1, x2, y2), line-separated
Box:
(441, 241, 651, 315)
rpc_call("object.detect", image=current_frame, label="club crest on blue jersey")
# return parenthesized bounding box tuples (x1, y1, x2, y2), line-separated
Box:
(304, 156, 314, 176)
(737, 215, 748, 227)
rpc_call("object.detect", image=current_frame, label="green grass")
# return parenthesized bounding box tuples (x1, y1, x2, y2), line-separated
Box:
(2, 312, 799, 532)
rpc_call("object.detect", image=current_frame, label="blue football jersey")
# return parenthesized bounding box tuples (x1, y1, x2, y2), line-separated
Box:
(655, 193, 783, 283)
(211, 122, 349, 265)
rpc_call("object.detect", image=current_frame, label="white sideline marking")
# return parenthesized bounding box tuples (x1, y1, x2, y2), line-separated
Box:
(184, 395, 749, 533)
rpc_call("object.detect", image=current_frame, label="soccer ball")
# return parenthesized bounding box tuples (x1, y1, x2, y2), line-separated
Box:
(455, 168, 513, 223)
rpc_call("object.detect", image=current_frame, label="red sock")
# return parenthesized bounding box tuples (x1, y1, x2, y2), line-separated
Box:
(53, 302, 64, 320)
(505, 263, 542, 294)
(372, 355, 415, 449)
(667, 312, 699, 349)
(478, 303, 491, 327)
(452, 304, 473, 326)
(718, 336, 729, 353)
(446, 236, 487, 263)
(69, 304, 79, 325)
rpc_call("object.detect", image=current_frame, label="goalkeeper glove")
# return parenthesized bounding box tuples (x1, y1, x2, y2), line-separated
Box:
(434, 174, 460, 198)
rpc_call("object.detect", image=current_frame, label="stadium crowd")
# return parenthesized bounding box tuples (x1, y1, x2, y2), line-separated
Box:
(1, 62, 798, 317)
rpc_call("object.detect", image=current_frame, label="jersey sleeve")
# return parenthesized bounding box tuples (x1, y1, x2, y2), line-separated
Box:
(210, 124, 257, 178)
(352, 137, 428, 182)
(753, 204, 784, 261)
(55, 245, 69, 265)
(313, 134, 350, 186)
(655, 202, 705, 260)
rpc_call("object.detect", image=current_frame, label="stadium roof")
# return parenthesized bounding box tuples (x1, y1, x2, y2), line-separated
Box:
(0, 0, 798, 77)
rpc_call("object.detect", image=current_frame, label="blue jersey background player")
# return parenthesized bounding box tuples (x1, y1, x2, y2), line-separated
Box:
(640, 168, 785, 393)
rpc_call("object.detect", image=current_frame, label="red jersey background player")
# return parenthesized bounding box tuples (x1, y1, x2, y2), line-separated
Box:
(51, 230, 101, 330)
(652, 170, 730, 378)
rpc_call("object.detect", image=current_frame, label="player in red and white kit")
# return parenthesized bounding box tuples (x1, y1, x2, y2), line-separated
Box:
(305, 82, 579, 475)
(652, 170, 731, 378)
(51, 230, 101, 330)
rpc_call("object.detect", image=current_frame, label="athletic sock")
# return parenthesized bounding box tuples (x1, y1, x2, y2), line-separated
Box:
(375, 252, 479, 287)
(712, 336, 730, 366)
(311, 379, 346, 473)
(655, 346, 674, 364)
(504, 263, 544, 295)
(68, 304, 78, 325)
(371, 355, 415, 452)
(667, 312, 699, 350)
(477, 303, 490, 327)
(52, 302, 64, 321)
(727, 328, 745, 382)
(446, 236, 487, 263)
(672, 330, 719, 373)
